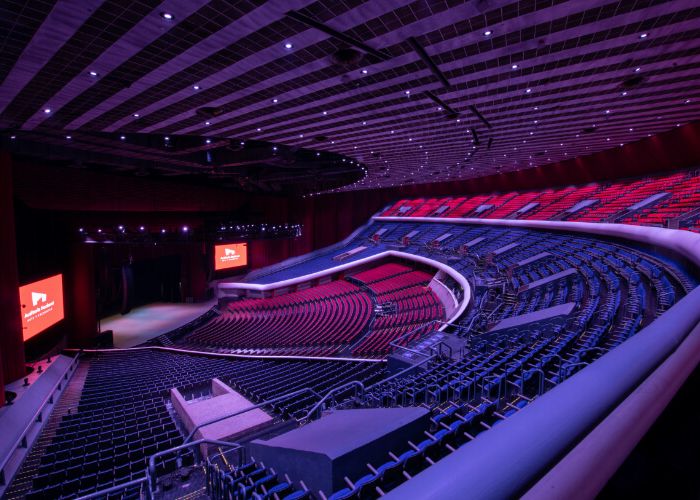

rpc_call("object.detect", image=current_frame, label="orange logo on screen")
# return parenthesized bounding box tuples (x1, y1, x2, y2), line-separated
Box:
(18, 274, 64, 341)
(215, 243, 248, 270)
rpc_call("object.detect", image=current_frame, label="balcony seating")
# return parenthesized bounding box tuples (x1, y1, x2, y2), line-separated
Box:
(371, 169, 700, 231)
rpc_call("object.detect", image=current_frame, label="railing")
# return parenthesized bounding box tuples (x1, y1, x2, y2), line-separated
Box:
(0, 353, 81, 490)
(75, 476, 147, 500)
(299, 380, 365, 423)
(148, 439, 242, 498)
(182, 387, 322, 446)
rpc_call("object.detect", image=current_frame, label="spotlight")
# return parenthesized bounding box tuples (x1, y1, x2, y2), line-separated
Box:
(483, 30, 492, 36)
(160, 12, 174, 20)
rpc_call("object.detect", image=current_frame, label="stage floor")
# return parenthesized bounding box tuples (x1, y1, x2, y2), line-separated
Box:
(100, 301, 216, 348)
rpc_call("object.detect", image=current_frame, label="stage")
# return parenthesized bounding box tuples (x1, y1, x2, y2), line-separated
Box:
(100, 301, 216, 348)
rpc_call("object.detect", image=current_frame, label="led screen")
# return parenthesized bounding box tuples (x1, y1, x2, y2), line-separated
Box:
(214, 243, 248, 271)
(19, 274, 64, 340)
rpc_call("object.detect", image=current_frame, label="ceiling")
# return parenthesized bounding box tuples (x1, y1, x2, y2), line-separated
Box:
(1, 0, 699, 193)
(3, 130, 363, 194)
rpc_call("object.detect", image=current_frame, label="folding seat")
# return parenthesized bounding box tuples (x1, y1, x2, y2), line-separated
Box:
(61, 477, 82, 496)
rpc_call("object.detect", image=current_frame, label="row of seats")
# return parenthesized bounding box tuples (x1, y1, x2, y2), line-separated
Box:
(25, 351, 386, 499)
(379, 169, 700, 230)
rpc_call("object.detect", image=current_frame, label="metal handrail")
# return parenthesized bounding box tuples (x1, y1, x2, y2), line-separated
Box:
(182, 386, 321, 444)
(300, 380, 365, 423)
(75, 476, 147, 500)
(148, 439, 242, 498)
(0, 353, 81, 488)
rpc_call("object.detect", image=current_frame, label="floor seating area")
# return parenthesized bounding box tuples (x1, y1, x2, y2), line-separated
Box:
(21, 350, 385, 499)
(379, 169, 700, 230)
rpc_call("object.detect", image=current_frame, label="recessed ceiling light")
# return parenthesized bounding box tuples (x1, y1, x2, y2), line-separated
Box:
(362, 121, 367, 125)
(10, 135, 16, 140)
(256, 128, 261, 132)
(639, 33, 648, 38)
(133, 113, 140, 117)
(404, 90, 410, 95)
(322, 111, 327, 115)
(634, 67, 641, 72)
(284, 42, 293, 50)
(160, 12, 174, 20)
(621, 91, 627, 96)
(605, 109, 610, 114)
(525, 88, 532, 93)
(484, 30, 492, 36)
(361, 69, 368, 74)
(193, 85, 200, 90)
(272, 146, 277, 151)
(120, 135, 125, 140)
(65, 135, 71, 140)
(272, 98, 278, 103)
(205, 139, 211, 144)
(205, 121, 210, 125)
(511, 64, 518, 69)
(43, 108, 51, 114)
(89, 70, 99, 77)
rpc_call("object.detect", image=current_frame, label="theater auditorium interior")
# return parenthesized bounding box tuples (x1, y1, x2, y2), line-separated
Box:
(1, 1, 700, 499)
